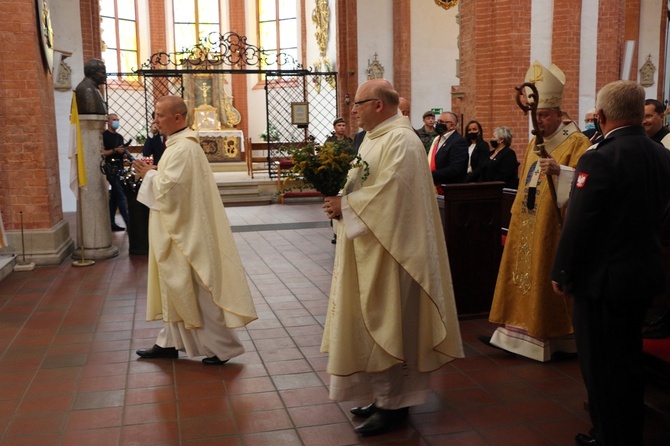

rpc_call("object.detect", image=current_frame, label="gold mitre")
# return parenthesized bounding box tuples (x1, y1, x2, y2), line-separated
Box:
(524, 60, 566, 109)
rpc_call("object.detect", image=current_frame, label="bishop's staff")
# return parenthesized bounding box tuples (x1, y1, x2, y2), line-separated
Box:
(514, 81, 563, 228)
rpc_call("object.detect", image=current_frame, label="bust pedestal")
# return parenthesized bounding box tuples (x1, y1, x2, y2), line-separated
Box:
(71, 115, 119, 260)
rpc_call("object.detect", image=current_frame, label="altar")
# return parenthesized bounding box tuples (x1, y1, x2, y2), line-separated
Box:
(198, 130, 245, 162)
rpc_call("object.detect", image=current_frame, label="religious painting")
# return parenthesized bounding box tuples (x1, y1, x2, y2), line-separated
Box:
(183, 73, 242, 129)
(194, 75, 214, 107)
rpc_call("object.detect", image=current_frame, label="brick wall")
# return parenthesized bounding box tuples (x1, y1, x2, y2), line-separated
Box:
(80, 0, 101, 61)
(229, 0, 249, 139)
(458, 0, 532, 160)
(596, 0, 625, 91)
(552, 0, 583, 123)
(335, 0, 359, 134)
(393, 0, 411, 100)
(0, 0, 62, 230)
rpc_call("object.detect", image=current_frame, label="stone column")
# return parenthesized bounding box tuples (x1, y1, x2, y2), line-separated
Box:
(71, 115, 119, 260)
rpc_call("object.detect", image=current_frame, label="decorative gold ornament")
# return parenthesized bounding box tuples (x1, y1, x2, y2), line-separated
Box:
(312, 0, 330, 58)
(434, 0, 458, 11)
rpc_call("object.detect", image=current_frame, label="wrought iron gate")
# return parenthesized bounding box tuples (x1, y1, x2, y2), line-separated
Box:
(104, 32, 338, 178)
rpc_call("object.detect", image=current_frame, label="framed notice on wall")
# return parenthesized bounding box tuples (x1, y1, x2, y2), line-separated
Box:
(291, 102, 309, 127)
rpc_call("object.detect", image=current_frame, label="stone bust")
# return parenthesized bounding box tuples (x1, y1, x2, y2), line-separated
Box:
(75, 58, 108, 115)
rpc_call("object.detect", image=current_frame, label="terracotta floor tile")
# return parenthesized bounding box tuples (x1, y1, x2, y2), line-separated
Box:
(229, 391, 285, 413)
(65, 407, 124, 430)
(235, 408, 293, 433)
(459, 404, 526, 429)
(288, 402, 347, 427)
(179, 414, 238, 440)
(271, 371, 322, 390)
(241, 429, 302, 446)
(4, 412, 68, 437)
(1, 205, 669, 445)
(125, 385, 176, 405)
(15, 394, 74, 416)
(225, 376, 276, 395)
(297, 422, 364, 446)
(177, 396, 232, 419)
(120, 420, 180, 445)
(480, 424, 555, 446)
(71, 389, 126, 410)
(279, 386, 332, 407)
(60, 427, 122, 446)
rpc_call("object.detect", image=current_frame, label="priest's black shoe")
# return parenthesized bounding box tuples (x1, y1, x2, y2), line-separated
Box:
(350, 402, 376, 418)
(354, 407, 408, 436)
(136, 344, 178, 359)
(111, 223, 125, 232)
(575, 433, 598, 445)
(202, 356, 229, 365)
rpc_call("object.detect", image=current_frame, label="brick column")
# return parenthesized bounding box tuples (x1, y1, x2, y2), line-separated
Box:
(393, 0, 411, 100)
(80, 0, 102, 60)
(148, 0, 167, 54)
(552, 0, 583, 122)
(0, 0, 73, 264)
(228, 0, 249, 141)
(596, 0, 625, 91)
(458, 0, 532, 158)
(624, 0, 640, 82)
(336, 0, 359, 134)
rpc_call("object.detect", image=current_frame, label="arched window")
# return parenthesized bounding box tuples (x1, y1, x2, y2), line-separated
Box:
(258, 0, 298, 69)
(172, 0, 221, 51)
(100, 0, 139, 73)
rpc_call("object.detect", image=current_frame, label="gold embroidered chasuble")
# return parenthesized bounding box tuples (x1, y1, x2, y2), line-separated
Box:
(321, 116, 464, 377)
(489, 123, 591, 339)
(140, 129, 257, 329)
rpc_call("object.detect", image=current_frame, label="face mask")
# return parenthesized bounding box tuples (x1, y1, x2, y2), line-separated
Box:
(490, 139, 499, 149)
(594, 119, 602, 135)
(111, 121, 120, 130)
(584, 122, 596, 131)
(435, 123, 448, 135)
(466, 132, 479, 141)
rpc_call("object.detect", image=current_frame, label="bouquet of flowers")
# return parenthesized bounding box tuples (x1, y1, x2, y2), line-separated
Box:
(280, 139, 369, 197)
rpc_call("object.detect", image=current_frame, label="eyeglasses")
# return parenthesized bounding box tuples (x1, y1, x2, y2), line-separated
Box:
(437, 120, 454, 125)
(353, 98, 379, 107)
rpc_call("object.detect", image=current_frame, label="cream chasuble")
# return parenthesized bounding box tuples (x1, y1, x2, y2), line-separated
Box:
(138, 129, 257, 330)
(489, 123, 590, 339)
(321, 116, 464, 381)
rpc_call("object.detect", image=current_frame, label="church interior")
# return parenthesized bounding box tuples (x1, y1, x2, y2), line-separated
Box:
(1, 0, 670, 444)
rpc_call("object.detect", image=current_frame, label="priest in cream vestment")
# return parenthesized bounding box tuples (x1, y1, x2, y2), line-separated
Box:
(132, 96, 257, 365)
(484, 62, 591, 361)
(322, 80, 464, 437)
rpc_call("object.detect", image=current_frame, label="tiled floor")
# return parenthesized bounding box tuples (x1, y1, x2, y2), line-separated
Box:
(0, 202, 668, 445)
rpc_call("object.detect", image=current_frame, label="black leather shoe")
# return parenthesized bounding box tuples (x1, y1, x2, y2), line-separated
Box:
(354, 407, 408, 436)
(111, 224, 125, 232)
(202, 356, 229, 365)
(575, 433, 598, 445)
(350, 402, 376, 418)
(136, 344, 178, 358)
(331, 234, 337, 244)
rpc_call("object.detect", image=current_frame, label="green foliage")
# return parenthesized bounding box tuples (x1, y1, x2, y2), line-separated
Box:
(259, 123, 281, 141)
(279, 140, 369, 197)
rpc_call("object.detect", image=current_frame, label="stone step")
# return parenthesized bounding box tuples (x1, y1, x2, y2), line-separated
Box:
(222, 195, 273, 206)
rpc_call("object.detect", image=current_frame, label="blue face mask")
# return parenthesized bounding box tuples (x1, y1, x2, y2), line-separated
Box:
(111, 121, 120, 130)
(584, 122, 596, 131)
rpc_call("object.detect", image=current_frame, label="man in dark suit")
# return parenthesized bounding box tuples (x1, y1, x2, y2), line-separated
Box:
(551, 80, 670, 446)
(428, 111, 468, 192)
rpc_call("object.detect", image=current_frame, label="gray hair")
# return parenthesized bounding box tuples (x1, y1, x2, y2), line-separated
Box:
(493, 126, 513, 146)
(596, 81, 645, 124)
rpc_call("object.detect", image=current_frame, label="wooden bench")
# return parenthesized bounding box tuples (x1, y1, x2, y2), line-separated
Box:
(245, 138, 271, 178)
